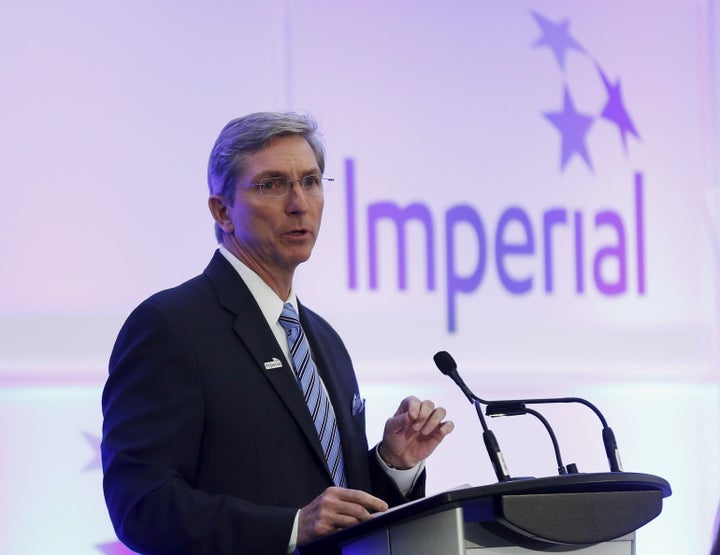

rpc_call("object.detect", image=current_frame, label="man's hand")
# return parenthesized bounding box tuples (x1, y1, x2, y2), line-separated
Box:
(297, 487, 388, 544)
(378, 396, 454, 470)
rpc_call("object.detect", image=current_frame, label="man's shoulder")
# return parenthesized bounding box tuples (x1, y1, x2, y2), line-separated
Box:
(144, 272, 211, 305)
(139, 251, 235, 309)
(122, 273, 215, 330)
(124, 255, 222, 318)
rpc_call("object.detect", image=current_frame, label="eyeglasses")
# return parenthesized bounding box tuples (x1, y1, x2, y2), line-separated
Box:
(243, 174, 334, 198)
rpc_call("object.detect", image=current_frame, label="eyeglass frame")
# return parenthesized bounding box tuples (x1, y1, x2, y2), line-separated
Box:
(239, 173, 334, 198)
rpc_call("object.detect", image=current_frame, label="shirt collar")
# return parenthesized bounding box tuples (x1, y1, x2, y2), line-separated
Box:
(218, 245, 298, 325)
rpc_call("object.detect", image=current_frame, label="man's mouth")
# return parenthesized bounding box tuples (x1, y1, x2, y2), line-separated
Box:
(287, 229, 309, 237)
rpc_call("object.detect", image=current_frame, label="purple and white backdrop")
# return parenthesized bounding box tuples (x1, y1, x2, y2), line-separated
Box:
(1, 1, 719, 553)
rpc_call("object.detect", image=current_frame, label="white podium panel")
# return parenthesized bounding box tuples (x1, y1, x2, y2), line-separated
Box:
(342, 507, 636, 555)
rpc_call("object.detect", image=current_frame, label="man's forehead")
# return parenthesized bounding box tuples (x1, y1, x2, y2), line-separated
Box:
(238, 135, 320, 178)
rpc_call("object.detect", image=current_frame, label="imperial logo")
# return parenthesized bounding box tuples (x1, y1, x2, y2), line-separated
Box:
(533, 10, 640, 170)
(344, 11, 646, 333)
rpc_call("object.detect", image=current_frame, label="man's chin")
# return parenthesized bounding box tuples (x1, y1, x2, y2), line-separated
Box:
(281, 249, 314, 269)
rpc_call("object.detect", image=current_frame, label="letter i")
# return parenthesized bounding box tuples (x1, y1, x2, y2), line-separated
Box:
(346, 158, 358, 289)
(574, 211, 584, 293)
(635, 172, 646, 294)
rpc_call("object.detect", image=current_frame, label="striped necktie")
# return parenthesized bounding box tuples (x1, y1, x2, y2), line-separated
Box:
(279, 303, 347, 488)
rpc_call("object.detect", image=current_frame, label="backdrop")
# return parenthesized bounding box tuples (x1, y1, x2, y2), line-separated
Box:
(1, 1, 718, 553)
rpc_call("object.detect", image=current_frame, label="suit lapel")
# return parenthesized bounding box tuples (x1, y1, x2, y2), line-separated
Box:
(203, 251, 331, 479)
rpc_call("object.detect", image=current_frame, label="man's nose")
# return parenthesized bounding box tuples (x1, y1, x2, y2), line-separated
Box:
(285, 181, 310, 212)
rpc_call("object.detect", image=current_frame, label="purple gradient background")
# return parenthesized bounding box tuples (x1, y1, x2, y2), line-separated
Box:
(1, 1, 718, 553)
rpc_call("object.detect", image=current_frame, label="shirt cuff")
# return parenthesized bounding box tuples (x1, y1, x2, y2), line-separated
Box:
(374, 444, 425, 496)
(288, 510, 300, 553)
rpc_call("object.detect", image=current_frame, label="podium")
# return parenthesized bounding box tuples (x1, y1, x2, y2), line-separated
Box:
(299, 472, 671, 555)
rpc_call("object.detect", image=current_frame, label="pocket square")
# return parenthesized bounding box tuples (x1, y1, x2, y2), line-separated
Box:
(352, 393, 366, 415)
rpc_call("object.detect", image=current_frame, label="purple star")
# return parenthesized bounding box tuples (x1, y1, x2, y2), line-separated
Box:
(95, 541, 136, 554)
(597, 64, 640, 152)
(544, 87, 595, 171)
(82, 431, 102, 472)
(531, 11, 585, 70)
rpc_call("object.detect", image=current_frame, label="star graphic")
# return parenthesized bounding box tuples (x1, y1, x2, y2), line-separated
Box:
(95, 541, 137, 554)
(544, 87, 595, 171)
(531, 11, 585, 70)
(597, 64, 640, 152)
(82, 430, 102, 472)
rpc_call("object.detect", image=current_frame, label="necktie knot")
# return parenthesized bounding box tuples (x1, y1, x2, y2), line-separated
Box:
(279, 302, 300, 333)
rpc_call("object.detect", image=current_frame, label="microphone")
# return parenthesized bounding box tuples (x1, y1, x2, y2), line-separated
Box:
(433, 350, 475, 403)
(484, 397, 623, 473)
(433, 351, 511, 482)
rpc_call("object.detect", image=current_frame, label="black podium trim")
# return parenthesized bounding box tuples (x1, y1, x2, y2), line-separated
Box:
(496, 489, 663, 544)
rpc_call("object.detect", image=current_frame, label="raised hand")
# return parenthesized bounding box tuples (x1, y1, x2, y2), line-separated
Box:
(378, 396, 454, 470)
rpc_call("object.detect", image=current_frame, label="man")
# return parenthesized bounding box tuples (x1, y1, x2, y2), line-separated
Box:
(101, 111, 453, 554)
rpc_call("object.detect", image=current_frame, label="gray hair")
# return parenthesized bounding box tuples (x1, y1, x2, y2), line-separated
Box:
(207, 111, 326, 242)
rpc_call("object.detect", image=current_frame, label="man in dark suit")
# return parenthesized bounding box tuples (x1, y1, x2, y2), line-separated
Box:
(101, 111, 453, 554)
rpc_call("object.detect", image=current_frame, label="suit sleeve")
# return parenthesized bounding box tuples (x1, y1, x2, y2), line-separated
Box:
(101, 300, 295, 555)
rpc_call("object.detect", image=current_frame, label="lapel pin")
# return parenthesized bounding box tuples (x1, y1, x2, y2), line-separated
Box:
(263, 358, 283, 370)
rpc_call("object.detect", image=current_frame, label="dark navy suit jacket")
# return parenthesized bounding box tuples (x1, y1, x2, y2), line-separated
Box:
(101, 251, 424, 554)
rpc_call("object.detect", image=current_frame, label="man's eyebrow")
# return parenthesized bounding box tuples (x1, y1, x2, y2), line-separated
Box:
(249, 168, 322, 181)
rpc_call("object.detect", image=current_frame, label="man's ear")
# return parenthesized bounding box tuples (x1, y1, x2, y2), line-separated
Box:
(208, 195, 234, 234)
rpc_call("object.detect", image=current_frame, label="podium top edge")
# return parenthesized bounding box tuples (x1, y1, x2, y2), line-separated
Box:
(436, 472, 672, 503)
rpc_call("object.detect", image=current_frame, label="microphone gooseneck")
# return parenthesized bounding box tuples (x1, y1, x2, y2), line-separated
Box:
(433, 351, 511, 482)
(485, 397, 623, 472)
(486, 402, 569, 475)
(435, 350, 624, 475)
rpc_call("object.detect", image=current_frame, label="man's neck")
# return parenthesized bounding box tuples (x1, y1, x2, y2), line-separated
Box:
(218, 244, 294, 300)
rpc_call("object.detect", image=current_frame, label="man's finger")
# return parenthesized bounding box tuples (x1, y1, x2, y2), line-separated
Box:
(338, 488, 389, 513)
(418, 406, 447, 434)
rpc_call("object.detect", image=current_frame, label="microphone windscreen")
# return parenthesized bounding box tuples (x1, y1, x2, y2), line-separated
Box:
(433, 351, 457, 375)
